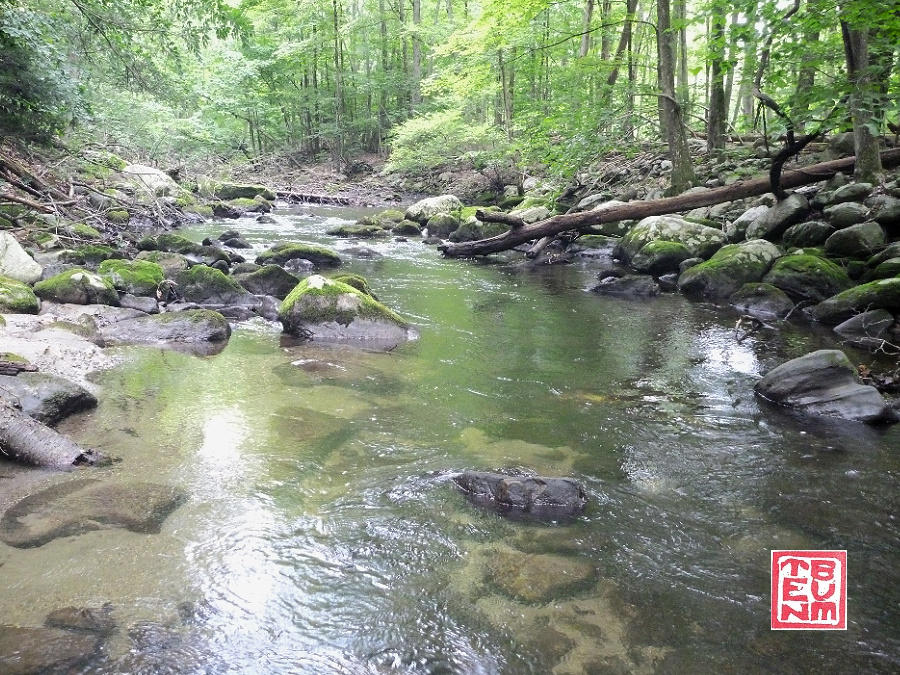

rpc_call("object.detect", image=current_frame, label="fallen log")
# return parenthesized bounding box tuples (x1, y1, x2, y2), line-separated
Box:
(0, 361, 38, 376)
(277, 190, 353, 206)
(440, 147, 900, 258)
(0, 401, 103, 468)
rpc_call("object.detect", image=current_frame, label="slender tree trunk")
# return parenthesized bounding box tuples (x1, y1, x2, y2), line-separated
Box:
(412, 0, 422, 107)
(674, 0, 690, 112)
(332, 0, 344, 166)
(842, 20, 882, 181)
(605, 0, 638, 88)
(707, 0, 727, 153)
(580, 0, 594, 58)
(657, 0, 696, 192)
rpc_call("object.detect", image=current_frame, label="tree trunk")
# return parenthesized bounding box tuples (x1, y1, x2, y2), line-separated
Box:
(842, 20, 883, 182)
(412, 0, 422, 107)
(580, 0, 594, 58)
(707, 0, 727, 154)
(657, 0, 696, 193)
(0, 401, 103, 468)
(439, 148, 900, 258)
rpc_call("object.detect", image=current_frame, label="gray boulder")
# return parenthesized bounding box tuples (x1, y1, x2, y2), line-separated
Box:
(234, 264, 299, 299)
(781, 221, 835, 249)
(0, 371, 97, 426)
(33, 270, 119, 306)
(824, 221, 887, 258)
(678, 239, 782, 300)
(0, 231, 43, 284)
(729, 283, 795, 319)
(754, 349, 896, 424)
(0, 479, 186, 548)
(453, 470, 587, 520)
(833, 309, 895, 350)
(591, 274, 660, 297)
(725, 204, 769, 242)
(875, 201, 900, 228)
(828, 182, 873, 205)
(824, 201, 870, 229)
(99, 309, 232, 347)
(630, 240, 692, 275)
(404, 195, 463, 224)
(807, 278, 900, 324)
(174, 265, 257, 305)
(745, 194, 809, 241)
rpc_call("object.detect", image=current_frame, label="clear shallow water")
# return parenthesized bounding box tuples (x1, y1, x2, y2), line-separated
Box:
(1, 205, 899, 674)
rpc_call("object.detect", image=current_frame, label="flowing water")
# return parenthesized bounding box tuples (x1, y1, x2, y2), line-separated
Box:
(1, 205, 899, 674)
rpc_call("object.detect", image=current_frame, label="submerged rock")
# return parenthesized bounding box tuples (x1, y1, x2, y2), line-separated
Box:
(484, 546, 598, 604)
(754, 349, 896, 424)
(99, 309, 232, 347)
(0, 479, 186, 548)
(590, 274, 660, 297)
(0, 625, 101, 675)
(0, 371, 97, 426)
(453, 470, 588, 520)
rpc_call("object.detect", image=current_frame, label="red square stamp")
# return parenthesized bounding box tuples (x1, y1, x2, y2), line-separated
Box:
(771, 550, 847, 630)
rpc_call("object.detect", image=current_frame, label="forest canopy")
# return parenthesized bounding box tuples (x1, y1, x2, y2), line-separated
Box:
(1, 0, 898, 184)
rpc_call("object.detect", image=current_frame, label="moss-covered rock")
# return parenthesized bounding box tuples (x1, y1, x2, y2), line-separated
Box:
(871, 257, 900, 280)
(33, 269, 120, 306)
(807, 278, 900, 324)
(174, 265, 255, 305)
(278, 274, 411, 343)
(781, 221, 835, 249)
(208, 182, 277, 201)
(98, 259, 165, 297)
(60, 244, 124, 267)
(678, 239, 782, 300)
(404, 194, 463, 224)
(761, 254, 853, 302)
(616, 215, 727, 263)
(0, 275, 40, 313)
(227, 196, 272, 213)
(425, 212, 461, 238)
(100, 308, 232, 346)
(823, 221, 887, 259)
(326, 224, 390, 238)
(391, 220, 423, 236)
(373, 209, 406, 226)
(135, 250, 190, 278)
(448, 220, 507, 243)
(255, 243, 342, 268)
(137, 233, 206, 256)
(234, 264, 299, 300)
(66, 223, 104, 240)
(106, 209, 130, 224)
(630, 240, 693, 275)
(329, 273, 377, 299)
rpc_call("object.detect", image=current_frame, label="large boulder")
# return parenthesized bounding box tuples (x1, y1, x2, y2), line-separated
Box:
(33, 269, 119, 306)
(234, 264, 299, 299)
(833, 309, 895, 349)
(824, 201, 870, 229)
(0, 479, 186, 548)
(98, 259, 165, 297)
(754, 349, 896, 424)
(174, 265, 256, 305)
(725, 204, 769, 242)
(729, 282, 795, 319)
(614, 215, 726, 263)
(630, 240, 693, 275)
(404, 194, 463, 224)
(807, 278, 900, 324)
(0, 275, 40, 313)
(99, 309, 231, 351)
(255, 242, 342, 268)
(208, 181, 276, 201)
(823, 221, 887, 258)
(278, 274, 414, 344)
(745, 194, 809, 241)
(0, 626, 101, 675)
(425, 212, 461, 238)
(678, 239, 782, 300)
(590, 274, 660, 297)
(135, 250, 190, 278)
(781, 221, 835, 249)
(761, 254, 854, 302)
(453, 470, 588, 521)
(120, 164, 180, 196)
(0, 231, 42, 284)
(0, 371, 97, 426)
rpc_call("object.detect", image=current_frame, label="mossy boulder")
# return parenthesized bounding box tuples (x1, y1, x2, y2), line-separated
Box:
(615, 215, 727, 263)
(66, 223, 104, 240)
(326, 224, 390, 238)
(630, 240, 693, 275)
(99, 309, 232, 346)
(106, 209, 130, 224)
(174, 265, 255, 305)
(404, 195, 463, 224)
(59, 244, 124, 267)
(227, 196, 272, 213)
(98, 259, 165, 297)
(448, 220, 507, 243)
(372, 209, 406, 226)
(137, 233, 206, 256)
(0, 231, 43, 284)
(135, 251, 190, 278)
(824, 201, 870, 229)
(391, 220, 423, 236)
(807, 278, 900, 324)
(761, 254, 853, 302)
(425, 212, 461, 238)
(0, 276, 40, 313)
(781, 221, 835, 249)
(234, 264, 299, 299)
(255, 243, 342, 268)
(278, 274, 412, 344)
(329, 273, 377, 299)
(677, 239, 782, 300)
(871, 257, 900, 280)
(33, 269, 120, 306)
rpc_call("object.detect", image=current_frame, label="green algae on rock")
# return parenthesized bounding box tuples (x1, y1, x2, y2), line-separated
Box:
(99, 259, 165, 297)
(255, 242, 342, 268)
(33, 269, 120, 306)
(0, 275, 40, 313)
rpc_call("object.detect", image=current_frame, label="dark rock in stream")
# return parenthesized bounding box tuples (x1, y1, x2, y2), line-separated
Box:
(0, 371, 97, 426)
(0, 625, 102, 675)
(99, 309, 232, 346)
(0, 479, 186, 548)
(754, 349, 897, 424)
(453, 470, 587, 520)
(45, 604, 117, 637)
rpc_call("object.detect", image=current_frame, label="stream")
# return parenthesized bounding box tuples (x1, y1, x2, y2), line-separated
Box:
(1, 204, 899, 674)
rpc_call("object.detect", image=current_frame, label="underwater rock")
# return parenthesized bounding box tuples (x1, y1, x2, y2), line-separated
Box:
(0, 479, 186, 548)
(484, 546, 598, 604)
(0, 371, 97, 426)
(0, 625, 101, 675)
(453, 470, 587, 520)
